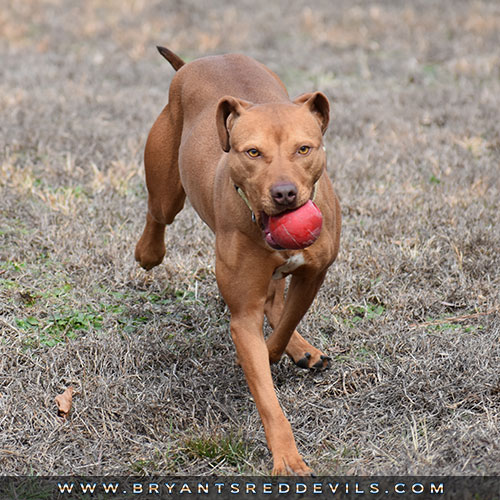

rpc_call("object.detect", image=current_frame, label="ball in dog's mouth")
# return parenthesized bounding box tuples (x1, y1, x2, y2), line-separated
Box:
(260, 200, 323, 250)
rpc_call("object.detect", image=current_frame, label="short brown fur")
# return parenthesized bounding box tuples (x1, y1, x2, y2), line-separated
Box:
(135, 48, 341, 475)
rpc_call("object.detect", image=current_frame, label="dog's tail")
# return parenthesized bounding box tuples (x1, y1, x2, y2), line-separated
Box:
(156, 46, 185, 71)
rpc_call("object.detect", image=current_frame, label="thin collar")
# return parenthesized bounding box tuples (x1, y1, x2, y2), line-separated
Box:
(234, 185, 256, 223)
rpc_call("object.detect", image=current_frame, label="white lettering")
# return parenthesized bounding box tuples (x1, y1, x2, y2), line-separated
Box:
(328, 483, 340, 493)
(246, 483, 256, 494)
(412, 483, 424, 494)
(278, 483, 290, 493)
(164, 483, 175, 493)
(296, 483, 307, 494)
(80, 483, 97, 494)
(395, 483, 406, 494)
(313, 483, 323, 494)
(198, 483, 209, 494)
(431, 483, 444, 494)
(102, 483, 119, 494)
(57, 483, 73, 493)
(179, 483, 192, 494)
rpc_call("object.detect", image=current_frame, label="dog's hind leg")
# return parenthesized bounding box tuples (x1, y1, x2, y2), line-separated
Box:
(135, 104, 185, 270)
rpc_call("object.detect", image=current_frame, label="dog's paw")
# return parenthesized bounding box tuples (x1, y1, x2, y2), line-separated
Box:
(286, 335, 331, 371)
(134, 238, 165, 271)
(294, 352, 331, 370)
(272, 455, 314, 476)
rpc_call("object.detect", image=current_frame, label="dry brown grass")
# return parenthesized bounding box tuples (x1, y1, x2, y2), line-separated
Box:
(1, 0, 499, 476)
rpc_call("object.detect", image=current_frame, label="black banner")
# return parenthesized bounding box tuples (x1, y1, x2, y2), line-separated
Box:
(0, 476, 498, 500)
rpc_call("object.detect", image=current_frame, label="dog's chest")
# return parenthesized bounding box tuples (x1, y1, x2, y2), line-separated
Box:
(272, 253, 305, 280)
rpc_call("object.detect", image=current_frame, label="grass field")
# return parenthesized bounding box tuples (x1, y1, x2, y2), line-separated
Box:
(1, 0, 499, 475)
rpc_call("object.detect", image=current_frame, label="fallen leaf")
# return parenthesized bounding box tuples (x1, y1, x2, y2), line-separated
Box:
(55, 386, 73, 419)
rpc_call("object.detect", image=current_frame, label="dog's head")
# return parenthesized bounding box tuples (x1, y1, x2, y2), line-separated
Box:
(216, 92, 329, 225)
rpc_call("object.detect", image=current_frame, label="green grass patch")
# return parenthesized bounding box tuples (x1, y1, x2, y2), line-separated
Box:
(0, 278, 19, 290)
(175, 289, 197, 304)
(425, 319, 484, 334)
(16, 308, 103, 348)
(1, 260, 26, 272)
(345, 303, 385, 327)
(117, 313, 152, 333)
(354, 345, 378, 361)
(40, 283, 72, 300)
(183, 433, 249, 468)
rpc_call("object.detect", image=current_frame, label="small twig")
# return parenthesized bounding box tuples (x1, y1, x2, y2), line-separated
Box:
(0, 449, 22, 456)
(409, 307, 499, 330)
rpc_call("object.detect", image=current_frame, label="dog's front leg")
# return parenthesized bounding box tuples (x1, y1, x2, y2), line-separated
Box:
(265, 279, 330, 369)
(215, 244, 313, 476)
(266, 270, 327, 365)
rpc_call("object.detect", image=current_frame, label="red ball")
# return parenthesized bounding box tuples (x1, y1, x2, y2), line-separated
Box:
(265, 200, 323, 250)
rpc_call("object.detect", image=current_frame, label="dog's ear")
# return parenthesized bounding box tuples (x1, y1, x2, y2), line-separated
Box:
(216, 96, 252, 152)
(293, 91, 330, 135)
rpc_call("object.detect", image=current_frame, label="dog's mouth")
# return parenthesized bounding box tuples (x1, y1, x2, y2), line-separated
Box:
(245, 185, 317, 250)
(258, 212, 285, 250)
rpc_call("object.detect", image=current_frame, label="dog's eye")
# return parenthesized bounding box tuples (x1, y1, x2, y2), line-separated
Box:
(298, 145, 311, 155)
(247, 148, 260, 158)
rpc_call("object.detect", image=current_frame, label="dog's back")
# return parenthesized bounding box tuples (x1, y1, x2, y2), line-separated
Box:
(171, 53, 289, 116)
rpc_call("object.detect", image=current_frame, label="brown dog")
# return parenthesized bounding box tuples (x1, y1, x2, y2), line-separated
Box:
(135, 47, 341, 475)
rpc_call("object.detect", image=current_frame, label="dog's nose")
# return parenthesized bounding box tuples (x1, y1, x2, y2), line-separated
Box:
(270, 182, 298, 206)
